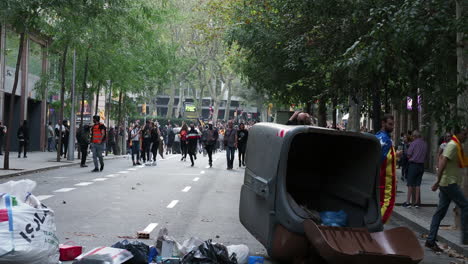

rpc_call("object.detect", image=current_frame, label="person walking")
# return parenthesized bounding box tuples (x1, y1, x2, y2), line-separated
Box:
(398, 134, 410, 181)
(141, 120, 152, 163)
(62, 120, 70, 158)
(150, 122, 160, 165)
(17, 121, 29, 158)
(426, 127, 468, 252)
(76, 124, 90, 167)
(224, 120, 237, 170)
(0, 121, 7, 155)
(47, 122, 54, 152)
(375, 114, 399, 224)
(107, 126, 117, 155)
(130, 123, 142, 166)
(237, 123, 248, 167)
(167, 125, 175, 155)
(203, 122, 218, 168)
(55, 120, 66, 156)
(187, 123, 200, 167)
(90, 116, 106, 172)
(180, 123, 189, 161)
(403, 130, 428, 208)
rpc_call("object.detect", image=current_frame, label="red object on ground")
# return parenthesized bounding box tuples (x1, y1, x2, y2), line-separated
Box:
(59, 242, 83, 261)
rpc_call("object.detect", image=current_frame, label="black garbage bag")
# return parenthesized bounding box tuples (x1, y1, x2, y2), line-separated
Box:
(112, 240, 149, 264)
(181, 240, 237, 264)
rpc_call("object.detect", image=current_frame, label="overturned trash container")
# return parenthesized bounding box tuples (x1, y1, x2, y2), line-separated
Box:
(239, 123, 423, 264)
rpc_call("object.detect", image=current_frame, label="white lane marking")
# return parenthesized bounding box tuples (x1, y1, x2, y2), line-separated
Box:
(127, 168, 137, 171)
(118, 171, 129, 174)
(54, 188, 76, 193)
(36, 195, 54, 201)
(54, 177, 66, 179)
(182, 186, 191, 192)
(75, 182, 93, 186)
(92, 178, 108, 182)
(167, 200, 179, 208)
(193, 177, 200, 182)
(106, 174, 118, 178)
(200, 171, 205, 174)
(142, 223, 159, 233)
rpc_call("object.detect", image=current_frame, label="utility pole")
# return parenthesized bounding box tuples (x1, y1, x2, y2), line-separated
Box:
(67, 49, 76, 161)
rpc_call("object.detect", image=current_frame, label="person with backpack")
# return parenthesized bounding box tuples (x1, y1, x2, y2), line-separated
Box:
(187, 123, 200, 167)
(180, 123, 189, 161)
(141, 120, 152, 163)
(76, 124, 90, 167)
(203, 121, 218, 168)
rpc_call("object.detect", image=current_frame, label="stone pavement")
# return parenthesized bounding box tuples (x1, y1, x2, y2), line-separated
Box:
(0, 150, 122, 178)
(393, 169, 468, 256)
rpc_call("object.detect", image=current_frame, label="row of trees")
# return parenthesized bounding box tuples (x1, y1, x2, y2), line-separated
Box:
(225, 0, 467, 132)
(0, 0, 180, 167)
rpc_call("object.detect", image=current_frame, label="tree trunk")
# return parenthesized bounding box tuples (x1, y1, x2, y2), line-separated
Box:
(80, 49, 89, 126)
(175, 82, 184, 119)
(332, 97, 338, 129)
(224, 79, 232, 121)
(57, 44, 69, 162)
(166, 79, 176, 118)
(372, 80, 381, 133)
(348, 94, 361, 132)
(116, 88, 123, 155)
(4, 32, 25, 169)
(401, 98, 408, 135)
(411, 84, 419, 131)
(318, 97, 327, 127)
(94, 83, 100, 116)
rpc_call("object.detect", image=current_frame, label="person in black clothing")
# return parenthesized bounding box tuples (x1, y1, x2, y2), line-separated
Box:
(187, 123, 200, 167)
(76, 124, 90, 167)
(150, 122, 160, 166)
(17, 121, 29, 158)
(62, 120, 70, 158)
(167, 125, 175, 155)
(107, 126, 117, 155)
(141, 121, 152, 163)
(203, 122, 218, 168)
(237, 123, 249, 167)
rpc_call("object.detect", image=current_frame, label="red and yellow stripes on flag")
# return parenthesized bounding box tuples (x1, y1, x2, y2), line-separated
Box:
(451, 136, 468, 168)
(379, 146, 396, 224)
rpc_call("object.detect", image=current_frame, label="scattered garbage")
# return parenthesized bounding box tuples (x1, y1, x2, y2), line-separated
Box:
(112, 239, 149, 264)
(247, 256, 264, 264)
(148, 246, 159, 263)
(178, 237, 204, 256)
(156, 228, 182, 258)
(319, 210, 348, 227)
(226, 245, 249, 264)
(60, 241, 83, 261)
(73, 247, 133, 264)
(0, 179, 60, 264)
(181, 240, 237, 264)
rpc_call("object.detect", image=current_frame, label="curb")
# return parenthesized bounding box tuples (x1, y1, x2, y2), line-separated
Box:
(0, 155, 124, 180)
(392, 209, 468, 256)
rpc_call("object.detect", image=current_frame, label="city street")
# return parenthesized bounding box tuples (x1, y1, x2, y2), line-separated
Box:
(0, 152, 464, 263)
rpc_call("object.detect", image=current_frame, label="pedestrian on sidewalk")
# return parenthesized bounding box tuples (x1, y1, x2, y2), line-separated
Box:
(187, 123, 200, 167)
(107, 126, 117, 155)
(403, 130, 428, 208)
(376, 114, 400, 224)
(426, 127, 468, 251)
(130, 123, 142, 166)
(62, 120, 70, 158)
(237, 123, 248, 167)
(47, 122, 54, 152)
(203, 122, 218, 168)
(398, 134, 410, 181)
(150, 121, 159, 165)
(90, 116, 106, 172)
(141, 120, 152, 163)
(438, 132, 452, 166)
(55, 120, 66, 156)
(180, 123, 188, 161)
(17, 120, 29, 158)
(0, 121, 7, 155)
(76, 124, 90, 167)
(224, 120, 237, 170)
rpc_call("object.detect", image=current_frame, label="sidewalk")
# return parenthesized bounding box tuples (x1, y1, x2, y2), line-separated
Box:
(393, 169, 468, 255)
(0, 151, 123, 179)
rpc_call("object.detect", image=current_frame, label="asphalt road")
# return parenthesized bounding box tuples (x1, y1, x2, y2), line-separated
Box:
(0, 151, 464, 263)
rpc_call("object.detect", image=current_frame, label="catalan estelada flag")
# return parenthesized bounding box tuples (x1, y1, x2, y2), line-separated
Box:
(376, 131, 396, 224)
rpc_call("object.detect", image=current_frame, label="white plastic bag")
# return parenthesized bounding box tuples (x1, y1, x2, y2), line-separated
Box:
(0, 181, 59, 264)
(227, 244, 249, 264)
(177, 237, 204, 256)
(73, 247, 133, 264)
